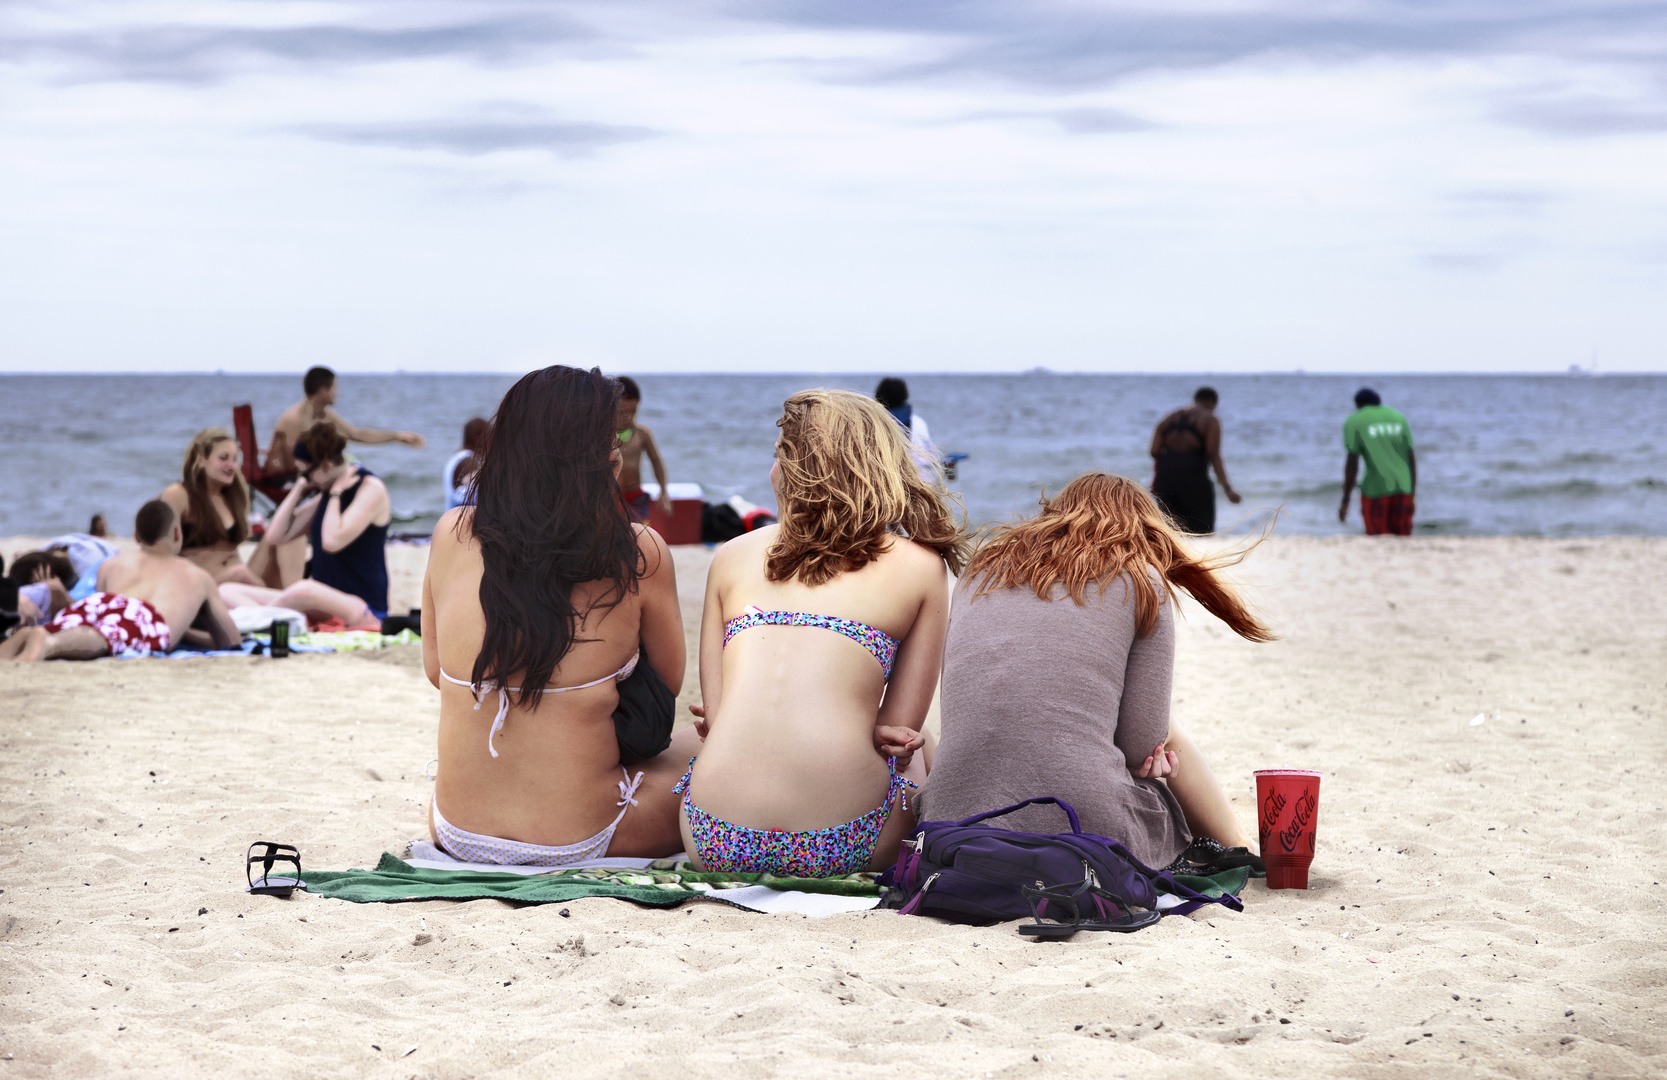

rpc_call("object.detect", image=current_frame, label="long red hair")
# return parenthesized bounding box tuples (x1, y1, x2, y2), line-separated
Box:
(964, 472, 1274, 641)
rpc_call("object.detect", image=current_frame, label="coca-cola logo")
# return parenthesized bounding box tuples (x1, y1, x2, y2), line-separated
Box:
(1279, 788, 1317, 855)
(1260, 790, 1286, 839)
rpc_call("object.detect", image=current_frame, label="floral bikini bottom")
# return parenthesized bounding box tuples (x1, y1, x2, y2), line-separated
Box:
(674, 757, 917, 878)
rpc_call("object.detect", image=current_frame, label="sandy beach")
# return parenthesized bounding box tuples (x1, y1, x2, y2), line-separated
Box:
(2, 535, 1663, 1078)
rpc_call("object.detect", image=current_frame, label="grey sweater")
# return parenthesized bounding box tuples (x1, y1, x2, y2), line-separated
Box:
(921, 572, 1191, 869)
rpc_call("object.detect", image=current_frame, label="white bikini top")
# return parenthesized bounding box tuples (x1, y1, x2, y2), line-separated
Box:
(440, 649, 640, 758)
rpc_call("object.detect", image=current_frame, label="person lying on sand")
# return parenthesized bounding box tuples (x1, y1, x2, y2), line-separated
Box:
(922, 472, 1273, 873)
(6, 549, 75, 625)
(1, 501, 239, 662)
(423, 366, 698, 865)
(227, 423, 390, 628)
(680, 390, 969, 876)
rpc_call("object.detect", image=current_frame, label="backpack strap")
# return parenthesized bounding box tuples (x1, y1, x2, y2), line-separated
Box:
(946, 797, 1082, 834)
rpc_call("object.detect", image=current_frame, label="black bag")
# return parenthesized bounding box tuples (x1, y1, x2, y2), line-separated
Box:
(882, 797, 1241, 927)
(612, 654, 675, 766)
(700, 503, 747, 544)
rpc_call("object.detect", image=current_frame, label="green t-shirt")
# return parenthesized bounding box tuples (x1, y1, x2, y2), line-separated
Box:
(1343, 405, 1414, 498)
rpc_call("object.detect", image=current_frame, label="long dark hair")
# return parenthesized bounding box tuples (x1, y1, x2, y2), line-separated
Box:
(462, 366, 642, 702)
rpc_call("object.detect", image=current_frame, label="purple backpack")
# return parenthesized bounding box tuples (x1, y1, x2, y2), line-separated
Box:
(883, 797, 1242, 934)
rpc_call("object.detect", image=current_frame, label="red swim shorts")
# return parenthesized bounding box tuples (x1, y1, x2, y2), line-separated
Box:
(1361, 493, 1415, 536)
(46, 592, 172, 656)
(620, 488, 651, 522)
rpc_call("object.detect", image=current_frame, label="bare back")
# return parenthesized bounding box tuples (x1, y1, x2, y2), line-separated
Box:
(422, 509, 684, 847)
(96, 550, 234, 644)
(692, 526, 948, 837)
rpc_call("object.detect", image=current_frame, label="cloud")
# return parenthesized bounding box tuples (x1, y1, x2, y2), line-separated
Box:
(0, 13, 595, 83)
(1420, 250, 1511, 272)
(1051, 107, 1154, 134)
(301, 117, 657, 156)
(1494, 92, 1667, 136)
(743, 1, 1667, 89)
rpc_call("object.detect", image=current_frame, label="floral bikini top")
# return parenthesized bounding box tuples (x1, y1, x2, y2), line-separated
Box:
(722, 605, 899, 679)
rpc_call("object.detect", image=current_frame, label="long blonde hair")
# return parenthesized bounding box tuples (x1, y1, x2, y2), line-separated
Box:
(180, 427, 250, 546)
(766, 389, 969, 585)
(964, 472, 1274, 641)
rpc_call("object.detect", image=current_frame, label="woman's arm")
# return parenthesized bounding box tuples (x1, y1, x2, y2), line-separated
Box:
(694, 541, 733, 737)
(633, 525, 684, 694)
(421, 558, 440, 690)
(875, 553, 950, 736)
(1115, 580, 1174, 770)
(266, 479, 322, 546)
(319, 472, 387, 553)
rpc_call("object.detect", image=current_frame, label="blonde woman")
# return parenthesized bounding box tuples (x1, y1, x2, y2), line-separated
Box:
(160, 428, 265, 586)
(922, 472, 1274, 874)
(679, 390, 969, 876)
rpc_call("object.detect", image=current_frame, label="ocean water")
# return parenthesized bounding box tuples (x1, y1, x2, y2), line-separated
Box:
(2, 373, 1664, 539)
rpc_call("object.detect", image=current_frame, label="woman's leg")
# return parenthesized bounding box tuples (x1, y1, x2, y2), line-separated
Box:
(609, 726, 702, 858)
(218, 582, 282, 608)
(1164, 718, 1254, 850)
(271, 581, 372, 625)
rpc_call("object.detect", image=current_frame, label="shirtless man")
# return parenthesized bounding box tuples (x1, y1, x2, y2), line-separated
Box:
(264, 366, 426, 475)
(1, 501, 240, 662)
(1149, 386, 1241, 535)
(614, 376, 672, 521)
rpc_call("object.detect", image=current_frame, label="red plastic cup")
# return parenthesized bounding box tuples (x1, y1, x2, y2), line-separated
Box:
(1255, 769, 1323, 889)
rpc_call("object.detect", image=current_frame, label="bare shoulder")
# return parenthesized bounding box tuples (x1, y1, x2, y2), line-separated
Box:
(179, 556, 217, 592)
(633, 521, 672, 577)
(890, 534, 949, 573)
(431, 508, 471, 550)
(159, 483, 188, 508)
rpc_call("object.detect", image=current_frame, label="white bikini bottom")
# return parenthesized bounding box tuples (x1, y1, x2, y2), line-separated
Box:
(431, 769, 645, 866)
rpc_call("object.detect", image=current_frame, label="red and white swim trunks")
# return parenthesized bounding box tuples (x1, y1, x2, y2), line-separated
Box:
(46, 593, 172, 656)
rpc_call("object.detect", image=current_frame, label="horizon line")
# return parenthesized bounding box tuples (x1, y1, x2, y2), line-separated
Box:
(2, 368, 1661, 378)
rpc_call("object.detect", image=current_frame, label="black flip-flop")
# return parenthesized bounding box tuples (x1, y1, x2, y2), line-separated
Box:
(1164, 837, 1266, 878)
(1017, 878, 1161, 938)
(246, 841, 303, 897)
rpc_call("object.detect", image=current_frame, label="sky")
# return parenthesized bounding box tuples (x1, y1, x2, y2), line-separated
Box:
(2, 0, 1664, 374)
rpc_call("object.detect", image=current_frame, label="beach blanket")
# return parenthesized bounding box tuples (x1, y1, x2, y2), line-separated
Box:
(291, 850, 1248, 919)
(111, 627, 420, 660)
(297, 852, 886, 916)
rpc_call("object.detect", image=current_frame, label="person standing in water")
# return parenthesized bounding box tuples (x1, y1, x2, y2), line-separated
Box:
(1149, 386, 1241, 535)
(614, 377, 673, 522)
(1339, 387, 1416, 535)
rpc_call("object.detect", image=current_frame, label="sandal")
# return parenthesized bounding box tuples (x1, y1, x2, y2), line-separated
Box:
(1164, 837, 1265, 878)
(1017, 877, 1161, 938)
(246, 841, 303, 897)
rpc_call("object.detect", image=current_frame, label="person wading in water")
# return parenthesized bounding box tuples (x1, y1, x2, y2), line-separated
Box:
(1149, 386, 1241, 535)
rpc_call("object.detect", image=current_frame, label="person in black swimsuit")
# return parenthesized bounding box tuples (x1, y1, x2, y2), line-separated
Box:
(1149, 387, 1241, 535)
(220, 422, 391, 627)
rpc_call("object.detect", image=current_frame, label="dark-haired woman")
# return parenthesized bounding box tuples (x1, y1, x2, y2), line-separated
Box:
(422, 366, 693, 863)
(922, 472, 1273, 872)
(217, 422, 389, 628)
(161, 428, 266, 586)
(680, 389, 968, 876)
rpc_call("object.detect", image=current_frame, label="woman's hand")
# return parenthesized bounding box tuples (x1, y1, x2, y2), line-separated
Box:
(329, 467, 359, 496)
(874, 725, 924, 769)
(689, 703, 709, 741)
(1133, 742, 1179, 779)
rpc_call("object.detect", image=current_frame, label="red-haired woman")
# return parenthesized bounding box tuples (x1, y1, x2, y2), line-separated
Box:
(680, 389, 969, 875)
(921, 472, 1274, 874)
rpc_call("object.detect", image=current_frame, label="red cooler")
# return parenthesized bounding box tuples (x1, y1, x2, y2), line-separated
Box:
(645, 482, 704, 546)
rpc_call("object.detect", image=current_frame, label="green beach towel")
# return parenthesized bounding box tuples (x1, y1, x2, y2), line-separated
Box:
(294, 854, 1246, 914)
(299, 854, 885, 909)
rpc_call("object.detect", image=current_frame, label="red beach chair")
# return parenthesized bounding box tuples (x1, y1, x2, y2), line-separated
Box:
(232, 404, 296, 508)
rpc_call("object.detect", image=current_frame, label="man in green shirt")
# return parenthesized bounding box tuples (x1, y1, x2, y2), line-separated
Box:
(1339, 388, 1416, 535)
